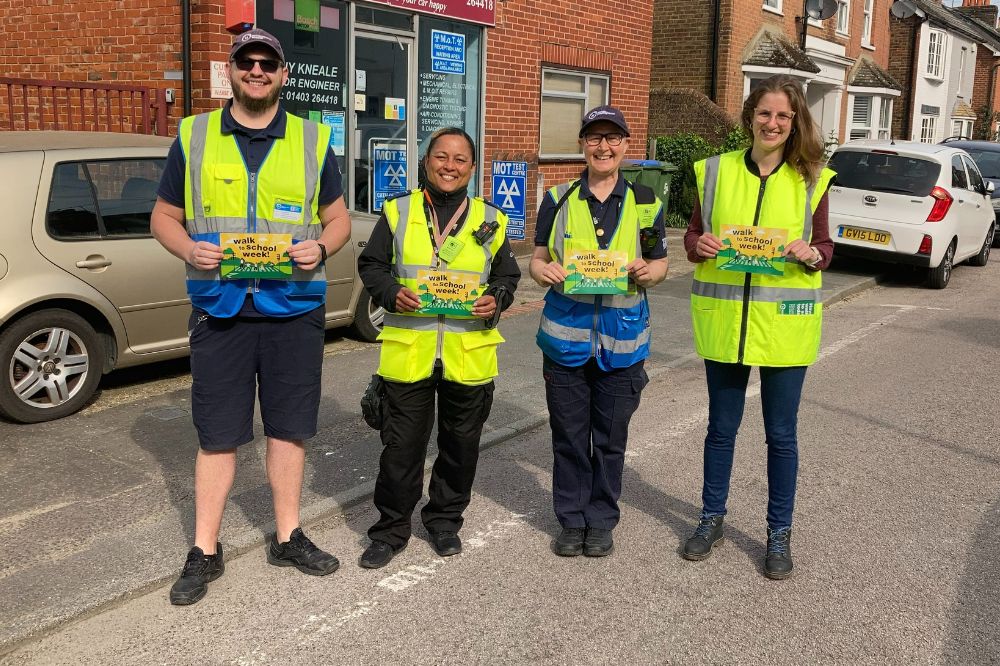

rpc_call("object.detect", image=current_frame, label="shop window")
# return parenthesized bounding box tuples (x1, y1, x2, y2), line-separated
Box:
(540, 68, 609, 158)
(416, 17, 483, 196)
(355, 5, 412, 30)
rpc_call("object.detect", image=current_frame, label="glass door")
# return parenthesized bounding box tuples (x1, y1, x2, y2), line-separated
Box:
(352, 33, 413, 213)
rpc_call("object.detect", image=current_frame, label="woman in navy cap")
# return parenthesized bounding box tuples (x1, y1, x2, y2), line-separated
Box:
(528, 105, 669, 557)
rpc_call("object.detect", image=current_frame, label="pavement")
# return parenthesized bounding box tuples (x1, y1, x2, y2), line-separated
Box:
(0, 228, 887, 655)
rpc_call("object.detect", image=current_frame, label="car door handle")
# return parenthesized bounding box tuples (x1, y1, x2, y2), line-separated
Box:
(76, 255, 112, 269)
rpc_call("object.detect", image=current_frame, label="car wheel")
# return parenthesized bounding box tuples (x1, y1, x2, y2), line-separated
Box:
(992, 222, 1000, 248)
(968, 224, 994, 267)
(0, 309, 106, 423)
(348, 290, 385, 343)
(927, 240, 956, 289)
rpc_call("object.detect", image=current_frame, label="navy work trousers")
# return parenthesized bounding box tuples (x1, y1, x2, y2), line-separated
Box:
(700, 360, 807, 529)
(543, 355, 648, 530)
(368, 365, 494, 549)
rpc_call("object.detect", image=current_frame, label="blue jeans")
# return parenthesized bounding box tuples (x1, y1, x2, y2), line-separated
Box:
(701, 360, 807, 529)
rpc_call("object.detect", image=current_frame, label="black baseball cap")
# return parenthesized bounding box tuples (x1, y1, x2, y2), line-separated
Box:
(230, 28, 285, 62)
(579, 105, 631, 137)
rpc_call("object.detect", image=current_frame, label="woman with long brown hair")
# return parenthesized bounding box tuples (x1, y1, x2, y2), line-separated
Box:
(680, 75, 834, 579)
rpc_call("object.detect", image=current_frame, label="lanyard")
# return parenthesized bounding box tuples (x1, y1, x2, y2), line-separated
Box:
(423, 191, 468, 253)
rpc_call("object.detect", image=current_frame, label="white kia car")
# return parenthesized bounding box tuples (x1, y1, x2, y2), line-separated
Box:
(828, 141, 995, 288)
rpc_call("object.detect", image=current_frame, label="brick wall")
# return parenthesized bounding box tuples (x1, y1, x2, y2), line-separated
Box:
(483, 0, 653, 253)
(889, 15, 921, 139)
(0, 0, 230, 135)
(650, 0, 714, 93)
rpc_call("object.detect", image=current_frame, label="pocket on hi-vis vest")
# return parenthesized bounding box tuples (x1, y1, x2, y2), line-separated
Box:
(273, 199, 304, 222)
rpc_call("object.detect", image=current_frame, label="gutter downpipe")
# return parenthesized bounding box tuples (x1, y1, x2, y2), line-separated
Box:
(987, 62, 1000, 140)
(710, 0, 721, 102)
(182, 0, 192, 117)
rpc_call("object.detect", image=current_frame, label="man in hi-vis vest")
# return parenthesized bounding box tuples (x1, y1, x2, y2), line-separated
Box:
(152, 29, 351, 605)
(529, 106, 668, 558)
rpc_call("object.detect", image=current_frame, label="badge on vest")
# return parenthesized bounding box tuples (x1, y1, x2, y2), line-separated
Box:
(778, 300, 815, 315)
(272, 199, 304, 222)
(437, 236, 465, 263)
(220, 233, 293, 280)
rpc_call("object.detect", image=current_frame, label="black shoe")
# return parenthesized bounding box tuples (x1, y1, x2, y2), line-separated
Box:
(430, 531, 462, 557)
(583, 528, 614, 557)
(764, 526, 793, 580)
(552, 527, 586, 557)
(359, 540, 404, 569)
(169, 544, 224, 606)
(683, 515, 725, 561)
(267, 527, 340, 576)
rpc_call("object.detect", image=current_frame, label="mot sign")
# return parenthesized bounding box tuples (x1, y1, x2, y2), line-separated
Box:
(491, 161, 527, 241)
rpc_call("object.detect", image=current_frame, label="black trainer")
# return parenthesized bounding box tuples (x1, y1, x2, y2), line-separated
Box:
(430, 531, 462, 557)
(583, 528, 614, 557)
(764, 526, 793, 580)
(682, 515, 725, 561)
(552, 527, 586, 557)
(267, 527, 340, 576)
(359, 540, 405, 569)
(169, 543, 224, 606)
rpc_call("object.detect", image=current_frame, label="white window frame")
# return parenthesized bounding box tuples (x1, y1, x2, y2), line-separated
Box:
(878, 97, 892, 139)
(951, 118, 973, 138)
(836, 0, 850, 36)
(849, 95, 873, 140)
(927, 30, 945, 79)
(539, 68, 610, 159)
(763, 0, 782, 15)
(920, 116, 937, 143)
(861, 0, 873, 47)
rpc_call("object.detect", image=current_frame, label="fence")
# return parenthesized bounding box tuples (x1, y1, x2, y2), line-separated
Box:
(0, 78, 170, 136)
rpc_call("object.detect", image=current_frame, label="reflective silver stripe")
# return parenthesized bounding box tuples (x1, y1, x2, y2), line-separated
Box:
(303, 121, 318, 225)
(701, 154, 721, 234)
(384, 313, 486, 332)
(802, 181, 816, 242)
(598, 328, 650, 354)
(692, 279, 821, 303)
(539, 315, 592, 342)
(558, 292, 643, 308)
(396, 265, 480, 279)
(392, 194, 412, 273)
(550, 182, 573, 265)
(189, 114, 210, 224)
(478, 203, 499, 283)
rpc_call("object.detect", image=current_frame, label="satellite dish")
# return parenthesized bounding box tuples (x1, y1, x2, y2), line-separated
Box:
(890, 0, 918, 19)
(805, 0, 838, 20)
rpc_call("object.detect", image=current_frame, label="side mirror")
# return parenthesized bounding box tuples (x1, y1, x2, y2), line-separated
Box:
(987, 181, 995, 194)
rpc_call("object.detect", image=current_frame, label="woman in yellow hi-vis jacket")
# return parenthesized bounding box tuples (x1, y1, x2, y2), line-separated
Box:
(681, 75, 835, 579)
(356, 128, 520, 569)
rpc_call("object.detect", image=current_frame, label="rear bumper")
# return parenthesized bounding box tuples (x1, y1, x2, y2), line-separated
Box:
(833, 243, 932, 267)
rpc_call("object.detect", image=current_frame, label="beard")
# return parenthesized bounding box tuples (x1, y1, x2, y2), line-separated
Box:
(230, 77, 283, 113)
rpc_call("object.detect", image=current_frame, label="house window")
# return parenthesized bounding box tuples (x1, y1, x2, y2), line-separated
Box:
(878, 98, 892, 139)
(920, 116, 937, 143)
(540, 68, 610, 157)
(763, 0, 781, 11)
(861, 0, 873, 45)
(836, 0, 850, 34)
(850, 95, 872, 140)
(952, 119, 973, 138)
(927, 31, 945, 78)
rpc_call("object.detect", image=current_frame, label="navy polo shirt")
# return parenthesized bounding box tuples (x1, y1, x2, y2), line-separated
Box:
(534, 169, 667, 260)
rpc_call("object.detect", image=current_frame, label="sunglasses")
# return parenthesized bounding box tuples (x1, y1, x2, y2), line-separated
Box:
(232, 57, 283, 74)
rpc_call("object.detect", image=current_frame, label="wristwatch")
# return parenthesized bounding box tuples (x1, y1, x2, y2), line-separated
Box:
(805, 246, 822, 268)
(318, 242, 328, 265)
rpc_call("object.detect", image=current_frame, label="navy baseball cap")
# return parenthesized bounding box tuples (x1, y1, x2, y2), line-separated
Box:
(230, 29, 285, 62)
(579, 105, 631, 137)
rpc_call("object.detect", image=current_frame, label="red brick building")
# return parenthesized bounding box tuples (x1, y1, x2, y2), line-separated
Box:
(650, 0, 900, 146)
(0, 0, 653, 249)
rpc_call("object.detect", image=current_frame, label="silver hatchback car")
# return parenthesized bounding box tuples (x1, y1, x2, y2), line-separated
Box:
(0, 131, 381, 423)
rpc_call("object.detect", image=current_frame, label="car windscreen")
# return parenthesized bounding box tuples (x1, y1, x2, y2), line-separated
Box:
(828, 151, 940, 197)
(960, 149, 1000, 179)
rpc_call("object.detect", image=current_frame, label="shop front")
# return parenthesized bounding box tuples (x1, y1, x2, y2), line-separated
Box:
(245, 0, 491, 216)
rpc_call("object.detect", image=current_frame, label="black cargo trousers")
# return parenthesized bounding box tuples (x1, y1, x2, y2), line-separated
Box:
(368, 362, 495, 549)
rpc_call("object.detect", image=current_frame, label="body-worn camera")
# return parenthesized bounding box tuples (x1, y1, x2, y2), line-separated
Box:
(472, 219, 500, 245)
(361, 374, 387, 431)
(639, 226, 662, 254)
